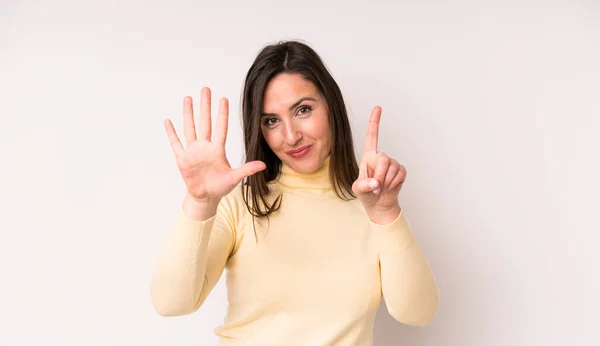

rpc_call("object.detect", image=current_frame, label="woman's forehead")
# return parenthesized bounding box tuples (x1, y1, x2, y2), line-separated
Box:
(263, 74, 320, 110)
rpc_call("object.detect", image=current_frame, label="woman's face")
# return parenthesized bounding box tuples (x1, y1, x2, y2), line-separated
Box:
(261, 73, 332, 174)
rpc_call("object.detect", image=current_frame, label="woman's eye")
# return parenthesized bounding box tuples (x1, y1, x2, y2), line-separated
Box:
(264, 117, 278, 126)
(297, 106, 311, 115)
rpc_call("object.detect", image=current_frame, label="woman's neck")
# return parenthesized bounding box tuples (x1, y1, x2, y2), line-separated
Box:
(275, 155, 333, 192)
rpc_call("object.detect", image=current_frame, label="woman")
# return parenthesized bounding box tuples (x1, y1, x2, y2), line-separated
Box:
(151, 40, 439, 345)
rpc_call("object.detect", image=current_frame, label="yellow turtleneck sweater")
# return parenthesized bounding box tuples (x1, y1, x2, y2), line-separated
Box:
(150, 155, 439, 345)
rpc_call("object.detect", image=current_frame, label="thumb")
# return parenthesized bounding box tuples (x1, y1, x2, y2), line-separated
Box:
(230, 160, 267, 183)
(354, 178, 380, 196)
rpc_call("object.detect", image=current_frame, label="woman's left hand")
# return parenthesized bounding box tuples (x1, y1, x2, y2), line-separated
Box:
(352, 106, 406, 218)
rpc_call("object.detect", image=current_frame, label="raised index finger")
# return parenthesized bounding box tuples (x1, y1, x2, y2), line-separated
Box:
(364, 106, 381, 153)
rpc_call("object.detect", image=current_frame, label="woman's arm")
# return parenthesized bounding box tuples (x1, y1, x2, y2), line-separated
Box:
(150, 193, 235, 316)
(369, 208, 440, 327)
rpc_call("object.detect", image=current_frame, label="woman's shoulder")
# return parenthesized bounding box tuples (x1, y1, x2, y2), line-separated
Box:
(218, 182, 283, 224)
(218, 183, 272, 216)
(218, 184, 247, 217)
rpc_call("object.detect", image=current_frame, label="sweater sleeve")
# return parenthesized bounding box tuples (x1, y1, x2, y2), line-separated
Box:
(371, 209, 440, 326)
(150, 197, 235, 317)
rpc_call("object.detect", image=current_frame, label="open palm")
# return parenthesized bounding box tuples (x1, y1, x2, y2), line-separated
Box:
(164, 87, 266, 202)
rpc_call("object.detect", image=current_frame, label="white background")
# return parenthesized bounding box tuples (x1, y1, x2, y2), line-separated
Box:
(1, 0, 599, 345)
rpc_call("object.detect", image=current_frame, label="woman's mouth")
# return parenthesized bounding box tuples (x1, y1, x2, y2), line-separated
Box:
(288, 145, 311, 158)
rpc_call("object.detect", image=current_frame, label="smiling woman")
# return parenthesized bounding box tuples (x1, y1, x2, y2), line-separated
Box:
(240, 41, 361, 219)
(260, 75, 332, 178)
(150, 40, 440, 346)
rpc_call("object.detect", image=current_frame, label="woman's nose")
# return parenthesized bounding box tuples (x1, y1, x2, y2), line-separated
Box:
(284, 123, 302, 145)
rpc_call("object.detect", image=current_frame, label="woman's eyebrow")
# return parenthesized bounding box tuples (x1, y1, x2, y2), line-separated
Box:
(261, 97, 318, 117)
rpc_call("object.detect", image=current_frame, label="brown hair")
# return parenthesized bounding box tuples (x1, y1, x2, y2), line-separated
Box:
(240, 40, 359, 220)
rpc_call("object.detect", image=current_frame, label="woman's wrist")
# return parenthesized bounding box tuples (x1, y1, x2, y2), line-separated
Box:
(365, 204, 402, 225)
(182, 192, 220, 222)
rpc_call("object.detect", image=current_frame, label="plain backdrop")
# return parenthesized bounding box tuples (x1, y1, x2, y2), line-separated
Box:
(1, 0, 599, 345)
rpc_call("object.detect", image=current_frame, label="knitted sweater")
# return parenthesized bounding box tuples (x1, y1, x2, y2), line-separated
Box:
(150, 155, 439, 345)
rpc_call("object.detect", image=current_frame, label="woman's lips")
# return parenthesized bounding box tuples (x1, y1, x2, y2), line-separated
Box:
(288, 145, 311, 158)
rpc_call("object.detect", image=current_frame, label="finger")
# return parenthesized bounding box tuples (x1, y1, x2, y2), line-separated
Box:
(390, 164, 407, 189)
(164, 119, 184, 157)
(356, 178, 380, 195)
(360, 150, 376, 179)
(359, 154, 368, 179)
(372, 153, 390, 186)
(182, 96, 196, 144)
(372, 153, 390, 195)
(364, 106, 381, 153)
(382, 160, 399, 191)
(230, 161, 267, 184)
(214, 97, 229, 146)
(199, 87, 212, 141)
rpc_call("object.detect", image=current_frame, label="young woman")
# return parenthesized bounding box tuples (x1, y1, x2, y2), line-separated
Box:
(151, 40, 439, 345)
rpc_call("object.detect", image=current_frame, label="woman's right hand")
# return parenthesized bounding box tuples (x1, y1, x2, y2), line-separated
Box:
(164, 87, 266, 204)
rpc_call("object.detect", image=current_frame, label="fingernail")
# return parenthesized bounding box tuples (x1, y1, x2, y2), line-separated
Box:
(373, 189, 381, 195)
(368, 180, 378, 188)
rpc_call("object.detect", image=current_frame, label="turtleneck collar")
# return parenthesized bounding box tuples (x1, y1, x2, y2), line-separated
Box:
(275, 155, 333, 192)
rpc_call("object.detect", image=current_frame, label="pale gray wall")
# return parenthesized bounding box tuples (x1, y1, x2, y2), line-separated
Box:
(1, 0, 598, 345)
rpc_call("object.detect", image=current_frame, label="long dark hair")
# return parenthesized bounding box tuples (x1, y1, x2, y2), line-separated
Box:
(240, 40, 359, 219)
